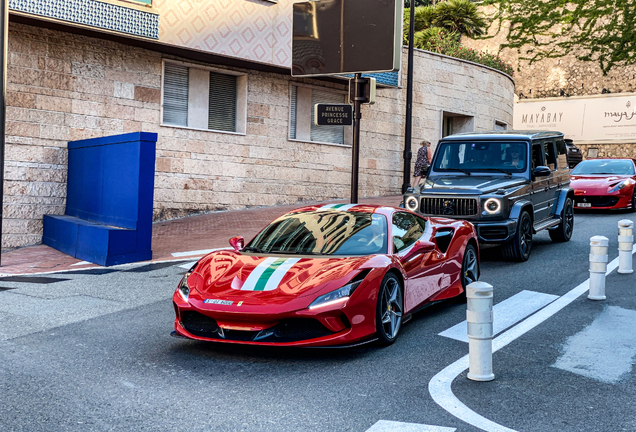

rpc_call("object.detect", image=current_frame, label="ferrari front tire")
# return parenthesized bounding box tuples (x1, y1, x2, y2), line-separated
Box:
(375, 273, 403, 346)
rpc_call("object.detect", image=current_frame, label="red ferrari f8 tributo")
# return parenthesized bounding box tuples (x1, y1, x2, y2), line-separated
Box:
(172, 204, 479, 347)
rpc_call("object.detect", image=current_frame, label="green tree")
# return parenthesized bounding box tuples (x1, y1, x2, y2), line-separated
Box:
(482, 0, 636, 74)
(433, 0, 487, 38)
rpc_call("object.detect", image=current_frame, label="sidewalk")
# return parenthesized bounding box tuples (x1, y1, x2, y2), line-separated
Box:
(0, 195, 403, 276)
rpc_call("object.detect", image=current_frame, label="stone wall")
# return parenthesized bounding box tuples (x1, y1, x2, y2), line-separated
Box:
(2, 23, 514, 250)
(462, 6, 636, 99)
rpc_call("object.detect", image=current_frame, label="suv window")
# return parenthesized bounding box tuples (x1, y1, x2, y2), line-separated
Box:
(392, 213, 426, 253)
(531, 143, 544, 169)
(555, 139, 567, 168)
(543, 140, 557, 170)
(434, 141, 528, 173)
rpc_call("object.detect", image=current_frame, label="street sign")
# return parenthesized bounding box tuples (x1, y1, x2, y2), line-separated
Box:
(314, 103, 353, 126)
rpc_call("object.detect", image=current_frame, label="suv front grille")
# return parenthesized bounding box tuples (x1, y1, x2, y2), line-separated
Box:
(420, 197, 478, 216)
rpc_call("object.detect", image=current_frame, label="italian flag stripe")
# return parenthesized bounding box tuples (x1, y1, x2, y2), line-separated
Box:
(240, 258, 301, 291)
(318, 204, 357, 211)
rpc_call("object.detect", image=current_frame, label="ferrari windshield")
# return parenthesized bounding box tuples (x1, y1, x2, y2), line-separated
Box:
(244, 211, 388, 255)
(571, 159, 635, 175)
(434, 141, 528, 173)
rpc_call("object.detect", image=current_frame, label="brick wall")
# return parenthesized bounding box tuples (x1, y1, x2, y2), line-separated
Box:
(2, 23, 514, 250)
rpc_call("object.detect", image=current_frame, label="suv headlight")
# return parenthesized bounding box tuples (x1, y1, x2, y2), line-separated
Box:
(608, 179, 635, 193)
(309, 279, 364, 309)
(483, 198, 502, 215)
(405, 196, 419, 212)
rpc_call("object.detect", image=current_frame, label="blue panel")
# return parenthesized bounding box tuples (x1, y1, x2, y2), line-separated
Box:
(43, 132, 157, 266)
(342, 71, 400, 87)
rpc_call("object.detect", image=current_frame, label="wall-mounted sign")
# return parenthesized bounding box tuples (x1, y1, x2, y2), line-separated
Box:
(514, 93, 636, 143)
(314, 104, 353, 126)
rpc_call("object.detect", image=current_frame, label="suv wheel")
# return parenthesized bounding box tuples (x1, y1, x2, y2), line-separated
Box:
(502, 211, 533, 262)
(549, 197, 574, 242)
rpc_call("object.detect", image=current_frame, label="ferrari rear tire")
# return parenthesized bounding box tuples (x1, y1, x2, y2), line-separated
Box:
(375, 273, 403, 346)
(458, 243, 479, 302)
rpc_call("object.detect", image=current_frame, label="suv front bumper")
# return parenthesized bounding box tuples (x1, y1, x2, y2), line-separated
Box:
(473, 219, 518, 243)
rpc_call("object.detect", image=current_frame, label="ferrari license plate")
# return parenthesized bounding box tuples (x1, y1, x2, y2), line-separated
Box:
(577, 202, 592, 208)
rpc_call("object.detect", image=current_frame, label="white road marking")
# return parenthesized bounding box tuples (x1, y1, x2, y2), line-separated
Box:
(70, 261, 92, 266)
(366, 420, 456, 432)
(171, 248, 230, 257)
(178, 261, 198, 270)
(429, 244, 636, 432)
(438, 290, 559, 343)
(553, 305, 636, 384)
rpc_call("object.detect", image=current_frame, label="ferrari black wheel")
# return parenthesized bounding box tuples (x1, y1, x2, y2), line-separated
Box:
(458, 244, 479, 302)
(502, 211, 533, 262)
(376, 273, 403, 346)
(630, 190, 636, 213)
(549, 197, 574, 242)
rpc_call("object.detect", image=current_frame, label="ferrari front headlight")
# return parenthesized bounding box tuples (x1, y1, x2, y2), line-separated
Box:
(608, 178, 635, 193)
(308, 280, 363, 310)
(177, 262, 198, 302)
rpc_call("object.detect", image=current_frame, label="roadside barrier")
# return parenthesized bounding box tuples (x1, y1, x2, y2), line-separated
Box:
(466, 281, 495, 381)
(618, 219, 634, 274)
(588, 236, 609, 300)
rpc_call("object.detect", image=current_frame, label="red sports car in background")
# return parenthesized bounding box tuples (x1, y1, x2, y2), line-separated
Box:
(570, 158, 636, 211)
(172, 204, 479, 347)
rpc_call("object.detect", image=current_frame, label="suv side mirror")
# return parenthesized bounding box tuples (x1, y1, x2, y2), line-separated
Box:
(534, 166, 551, 177)
(229, 236, 244, 251)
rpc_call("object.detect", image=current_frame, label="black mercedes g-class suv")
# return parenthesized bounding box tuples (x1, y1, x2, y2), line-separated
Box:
(403, 131, 574, 261)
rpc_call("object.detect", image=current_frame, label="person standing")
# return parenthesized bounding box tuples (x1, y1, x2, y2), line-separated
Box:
(411, 139, 433, 188)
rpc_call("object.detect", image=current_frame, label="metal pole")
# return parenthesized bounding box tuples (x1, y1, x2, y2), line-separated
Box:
(0, 0, 8, 266)
(402, 4, 415, 194)
(351, 73, 362, 203)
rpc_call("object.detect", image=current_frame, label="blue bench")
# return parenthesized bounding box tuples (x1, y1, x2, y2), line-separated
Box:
(43, 132, 157, 266)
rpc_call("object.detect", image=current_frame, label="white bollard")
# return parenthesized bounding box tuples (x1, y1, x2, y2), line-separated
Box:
(618, 219, 634, 274)
(588, 236, 609, 300)
(466, 281, 495, 382)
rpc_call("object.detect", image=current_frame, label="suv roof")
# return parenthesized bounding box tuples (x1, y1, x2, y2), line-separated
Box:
(442, 130, 564, 141)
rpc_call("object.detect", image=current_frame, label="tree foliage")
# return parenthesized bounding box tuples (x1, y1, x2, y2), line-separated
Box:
(481, 0, 636, 75)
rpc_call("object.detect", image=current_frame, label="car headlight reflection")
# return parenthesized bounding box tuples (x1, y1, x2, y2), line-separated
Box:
(308, 279, 363, 310)
(608, 178, 635, 193)
(484, 198, 502, 215)
(405, 196, 419, 212)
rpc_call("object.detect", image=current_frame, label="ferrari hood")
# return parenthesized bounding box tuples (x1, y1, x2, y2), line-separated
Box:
(570, 175, 632, 189)
(424, 175, 527, 195)
(191, 251, 371, 306)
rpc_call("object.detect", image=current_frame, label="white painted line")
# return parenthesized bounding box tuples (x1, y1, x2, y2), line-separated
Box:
(553, 305, 636, 384)
(171, 247, 230, 257)
(178, 261, 198, 270)
(70, 261, 93, 266)
(429, 244, 635, 432)
(366, 420, 456, 432)
(439, 290, 559, 343)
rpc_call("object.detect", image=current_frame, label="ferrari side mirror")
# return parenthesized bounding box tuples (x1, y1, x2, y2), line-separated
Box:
(229, 236, 244, 251)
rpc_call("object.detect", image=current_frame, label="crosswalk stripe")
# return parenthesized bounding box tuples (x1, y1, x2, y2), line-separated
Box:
(366, 420, 455, 432)
(438, 290, 558, 343)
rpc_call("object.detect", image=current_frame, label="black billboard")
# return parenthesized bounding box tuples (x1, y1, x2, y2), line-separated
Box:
(292, 0, 402, 77)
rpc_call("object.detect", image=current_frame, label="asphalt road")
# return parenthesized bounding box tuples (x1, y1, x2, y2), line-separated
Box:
(1, 211, 635, 432)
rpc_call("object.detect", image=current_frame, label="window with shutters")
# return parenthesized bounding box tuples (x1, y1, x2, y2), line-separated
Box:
(161, 61, 246, 134)
(289, 84, 348, 145)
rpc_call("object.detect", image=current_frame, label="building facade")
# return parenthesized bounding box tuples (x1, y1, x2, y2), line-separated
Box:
(3, 0, 514, 250)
